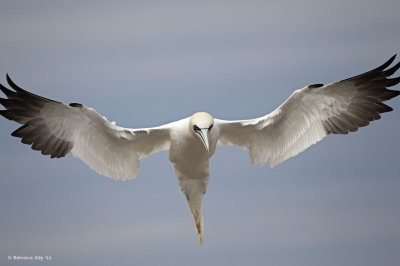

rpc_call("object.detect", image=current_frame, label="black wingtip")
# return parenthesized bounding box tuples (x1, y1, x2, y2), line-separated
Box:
(6, 73, 12, 85)
(0, 109, 10, 120)
(388, 54, 396, 64)
(6, 73, 16, 89)
(382, 61, 400, 77)
(6, 73, 24, 92)
(377, 54, 397, 72)
(0, 82, 17, 98)
(386, 76, 400, 87)
(0, 97, 7, 107)
(373, 54, 397, 73)
(340, 55, 399, 83)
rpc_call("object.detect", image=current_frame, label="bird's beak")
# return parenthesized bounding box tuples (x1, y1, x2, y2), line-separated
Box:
(197, 129, 210, 153)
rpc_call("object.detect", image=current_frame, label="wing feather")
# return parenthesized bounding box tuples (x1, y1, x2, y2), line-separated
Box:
(0, 76, 171, 180)
(217, 55, 400, 167)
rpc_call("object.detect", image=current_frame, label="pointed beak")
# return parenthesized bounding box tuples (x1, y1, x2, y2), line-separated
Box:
(197, 129, 210, 153)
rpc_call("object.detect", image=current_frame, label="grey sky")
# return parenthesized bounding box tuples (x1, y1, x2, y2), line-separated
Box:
(1, 1, 400, 265)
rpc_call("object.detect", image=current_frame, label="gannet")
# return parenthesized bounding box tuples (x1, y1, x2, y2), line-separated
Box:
(1, 56, 399, 245)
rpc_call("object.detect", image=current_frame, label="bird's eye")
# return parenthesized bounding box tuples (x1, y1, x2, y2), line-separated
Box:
(193, 125, 200, 131)
(208, 124, 213, 131)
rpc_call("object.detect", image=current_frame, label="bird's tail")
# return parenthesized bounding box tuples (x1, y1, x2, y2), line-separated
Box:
(175, 170, 209, 245)
(187, 200, 204, 245)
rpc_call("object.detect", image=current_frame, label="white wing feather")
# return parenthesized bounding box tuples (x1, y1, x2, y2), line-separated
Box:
(57, 104, 170, 180)
(0, 77, 171, 181)
(217, 56, 400, 167)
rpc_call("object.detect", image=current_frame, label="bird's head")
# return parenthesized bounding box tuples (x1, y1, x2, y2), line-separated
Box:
(189, 112, 214, 153)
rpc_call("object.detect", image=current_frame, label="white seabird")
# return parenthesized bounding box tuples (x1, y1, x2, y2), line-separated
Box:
(1, 56, 400, 245)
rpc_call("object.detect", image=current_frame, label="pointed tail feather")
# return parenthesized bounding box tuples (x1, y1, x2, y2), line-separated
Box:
(188, 201, 204, 245)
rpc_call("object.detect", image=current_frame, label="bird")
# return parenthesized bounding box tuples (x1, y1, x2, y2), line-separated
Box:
(1, 55, 400, 245)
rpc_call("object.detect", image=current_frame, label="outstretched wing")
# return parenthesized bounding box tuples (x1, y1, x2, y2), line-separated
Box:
(0, 75, 171, 180)
(216, 55, 400, 167)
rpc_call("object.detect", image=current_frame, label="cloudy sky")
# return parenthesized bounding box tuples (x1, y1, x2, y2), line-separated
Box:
(1, 1, 400, 265)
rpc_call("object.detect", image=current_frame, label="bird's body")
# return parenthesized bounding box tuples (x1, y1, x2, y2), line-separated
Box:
(1, 56, 400, 244)
(168, 113, 218, 244)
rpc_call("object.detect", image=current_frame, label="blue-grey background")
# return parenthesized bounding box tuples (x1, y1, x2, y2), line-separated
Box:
(1, 1, 399, 265)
